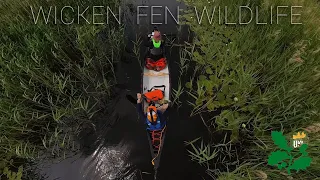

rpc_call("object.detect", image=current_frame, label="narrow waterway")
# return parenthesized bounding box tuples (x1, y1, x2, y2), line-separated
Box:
(37, 0, 212, 179)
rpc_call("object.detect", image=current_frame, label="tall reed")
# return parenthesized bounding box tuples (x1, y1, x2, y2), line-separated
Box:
(132, 33, 143, 70)
(0, 0, 124, 176)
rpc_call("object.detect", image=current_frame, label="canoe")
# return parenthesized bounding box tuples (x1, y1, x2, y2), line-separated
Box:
(141, 28, 171, 173)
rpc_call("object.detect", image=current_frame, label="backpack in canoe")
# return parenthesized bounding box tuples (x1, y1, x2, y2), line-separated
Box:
(145, 57, 167, 71)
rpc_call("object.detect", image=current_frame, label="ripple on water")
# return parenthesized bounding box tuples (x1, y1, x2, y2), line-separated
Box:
(81, 141, 138, 180)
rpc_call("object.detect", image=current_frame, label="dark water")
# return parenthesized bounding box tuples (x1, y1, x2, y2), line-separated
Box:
(38, 0, 212, 179)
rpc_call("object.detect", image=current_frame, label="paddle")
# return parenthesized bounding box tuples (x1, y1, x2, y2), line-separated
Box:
(114, 83, 128, 89)
(127, 94, 171, 108)
(126, 94, 138, 105)
(114, 83, 138, 104)
(116, 83, 171, 107)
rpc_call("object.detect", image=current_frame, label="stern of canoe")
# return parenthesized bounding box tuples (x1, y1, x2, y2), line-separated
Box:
(147, 126, 167, 169)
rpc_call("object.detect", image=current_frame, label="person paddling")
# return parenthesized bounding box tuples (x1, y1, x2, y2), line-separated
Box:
(145, 29, 167, 71)
(136, 93, 168, 131)
(149, 30, 165, 58)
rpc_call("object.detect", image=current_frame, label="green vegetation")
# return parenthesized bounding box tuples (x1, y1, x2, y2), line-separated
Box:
(3, 166, 23, 180)
(132, 33, 143, 70)
(0, 0, 124, 177)
(181, 0, 320, 179)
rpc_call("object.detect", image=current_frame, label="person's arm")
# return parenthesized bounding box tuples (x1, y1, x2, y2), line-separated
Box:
(161, 40, 166, 55)
(157, 104, 168, 123)
(157, 110, 165, 124)
(136, 93, 146, 121)
(144, 41, 152, 59)
(145, 39, 153, 48)
(137, 102, 146, 120)
(162, 34, 166, 44)
(157, 104, 168, 113)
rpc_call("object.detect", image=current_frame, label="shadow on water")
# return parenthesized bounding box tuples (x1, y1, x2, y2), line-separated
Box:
(37, 0, 213, 179)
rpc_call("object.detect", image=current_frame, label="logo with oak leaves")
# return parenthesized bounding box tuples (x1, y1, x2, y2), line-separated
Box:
(267, 131, 312, 175)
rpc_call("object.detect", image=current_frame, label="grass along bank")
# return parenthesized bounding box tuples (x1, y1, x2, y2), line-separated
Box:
(179, 0, 320, 179)
(0, 0, 124, 178)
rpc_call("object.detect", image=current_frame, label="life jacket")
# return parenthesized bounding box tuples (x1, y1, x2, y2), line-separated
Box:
(150, 39, 163, 56)
(143, 86, 165, 103)
(145, 57, 167, 71)
(152, 38, 161, 48)
(147, 106, 158, 122)
(146, 118, 162, 131)
(146, 105, 162, 130)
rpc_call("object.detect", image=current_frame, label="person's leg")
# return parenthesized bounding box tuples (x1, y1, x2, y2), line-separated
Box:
(157, 104, 168, 113)
(153, 47, 165, 61)
(152, 54, 162, 61)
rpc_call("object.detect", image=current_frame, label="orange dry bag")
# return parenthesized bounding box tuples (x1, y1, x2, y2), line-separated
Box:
(143, 85, 165, 103)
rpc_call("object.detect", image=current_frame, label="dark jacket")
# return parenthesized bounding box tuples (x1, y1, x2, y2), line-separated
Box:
(137, 102, 167, 130)
(145, 38, 166, 61)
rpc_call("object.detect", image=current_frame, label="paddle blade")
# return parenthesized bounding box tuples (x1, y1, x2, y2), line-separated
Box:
(115, 83, 128, 90)
(126, 94, 137, 104)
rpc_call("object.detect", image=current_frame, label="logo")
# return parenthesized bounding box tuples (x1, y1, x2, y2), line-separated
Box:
(292, 132, 306, 139)
(267, 131, 312, 175)
(292, 131, 308, 148)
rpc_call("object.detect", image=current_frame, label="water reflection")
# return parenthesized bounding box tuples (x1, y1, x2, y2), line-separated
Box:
(81, 141, 137, 180)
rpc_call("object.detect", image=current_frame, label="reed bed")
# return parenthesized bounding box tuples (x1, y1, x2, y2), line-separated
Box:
(0, 0, 124, 177)
(181, 0, 320, 179)
(132, 33, 143, 70)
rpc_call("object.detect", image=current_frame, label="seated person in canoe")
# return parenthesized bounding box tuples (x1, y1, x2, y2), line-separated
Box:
(145, 30, 167, 71)
(136, 92, 168, 131)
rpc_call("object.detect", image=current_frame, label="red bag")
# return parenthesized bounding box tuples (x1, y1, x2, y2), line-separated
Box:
(146, 58, 167, 71)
